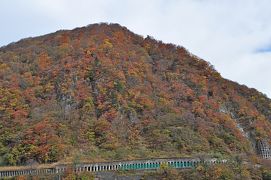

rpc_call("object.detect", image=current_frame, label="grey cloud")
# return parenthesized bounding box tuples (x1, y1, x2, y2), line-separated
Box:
(0, 0, 271, 97)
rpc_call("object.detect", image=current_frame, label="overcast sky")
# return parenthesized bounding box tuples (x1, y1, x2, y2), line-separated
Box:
(1, 0, 271, 97)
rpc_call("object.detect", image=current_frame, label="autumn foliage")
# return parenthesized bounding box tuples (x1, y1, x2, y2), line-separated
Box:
(0, 23, 271, 167)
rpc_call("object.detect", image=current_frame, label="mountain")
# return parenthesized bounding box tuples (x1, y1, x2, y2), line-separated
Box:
(0, 23, 271, 170)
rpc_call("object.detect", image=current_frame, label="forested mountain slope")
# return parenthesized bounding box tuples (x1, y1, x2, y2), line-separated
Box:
(0, 23, 271, 166)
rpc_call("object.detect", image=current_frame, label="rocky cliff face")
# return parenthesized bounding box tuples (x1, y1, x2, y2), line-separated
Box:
(0, 23, 270, 166)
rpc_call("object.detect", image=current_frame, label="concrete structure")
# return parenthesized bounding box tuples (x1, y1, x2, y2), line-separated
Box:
(0, 157, 227, 178)
(256, 140, 271, 159)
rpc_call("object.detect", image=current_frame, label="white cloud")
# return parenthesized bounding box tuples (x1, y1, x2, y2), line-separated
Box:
(0, 0, 271, 97)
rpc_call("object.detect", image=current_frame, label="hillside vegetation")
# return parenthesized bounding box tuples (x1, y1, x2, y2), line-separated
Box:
(0, 23, 271, 168)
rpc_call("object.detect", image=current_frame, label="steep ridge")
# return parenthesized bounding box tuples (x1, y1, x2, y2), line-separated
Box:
(0, 23, 271, 166)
